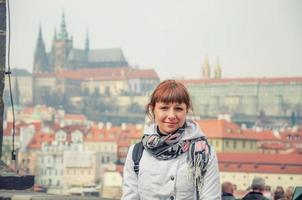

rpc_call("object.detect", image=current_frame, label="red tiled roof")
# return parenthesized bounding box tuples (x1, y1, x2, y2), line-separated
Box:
(118, 140, 131, 148)
(279, 129, 302, 143)
(4, 121, 42, 136)
(21, 107, 35, 114)
(84, 125, 120, 142)
(218, 152, 302, 165)
(256, 130, 280, 141)
(127, 68, 159, 79)
(179, 77, 302, 85)
(218, 152, 302, 174)
(197, 119, 259, 140)
(260, 142, 288, 150)
(122, 124, 143, 139)
(28, 133, 55, 149)
(64, 114, 87, 121)
(56, 67, 129, 80)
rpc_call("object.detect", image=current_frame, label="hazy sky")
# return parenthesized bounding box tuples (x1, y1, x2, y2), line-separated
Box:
(8, 0, 302, 79)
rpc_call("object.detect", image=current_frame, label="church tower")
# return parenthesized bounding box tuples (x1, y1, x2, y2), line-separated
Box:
(201, 55, 211, 79)
(84, 28, 90, 62)
(33, 25, 50, 73)
(51, 12, 73, 72)
(214, 56, 222, 79)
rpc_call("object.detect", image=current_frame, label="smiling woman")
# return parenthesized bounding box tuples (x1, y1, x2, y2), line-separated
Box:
(147, 80, 191, 135)
(122, 80, 221, 200)
(153, 101, 187, 134)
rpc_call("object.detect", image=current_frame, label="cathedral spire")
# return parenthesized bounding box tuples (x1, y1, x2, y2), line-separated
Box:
(214, 56, 222, 79)
(85, 27, 90, 52)
(84, 27, 90, 62)
(59, 11, 68, 40)
(38, 24, 43, 41)
(33, 24, 49, 73)
(201, 55, 211, 79)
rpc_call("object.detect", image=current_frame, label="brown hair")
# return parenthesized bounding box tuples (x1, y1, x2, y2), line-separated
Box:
(146, 80, 193, 119)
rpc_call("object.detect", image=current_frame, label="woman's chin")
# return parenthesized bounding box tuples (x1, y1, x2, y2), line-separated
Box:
(163, 128, 178, 134)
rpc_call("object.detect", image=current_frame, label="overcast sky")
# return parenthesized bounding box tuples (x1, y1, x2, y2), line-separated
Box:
(8, 0, 302, 80)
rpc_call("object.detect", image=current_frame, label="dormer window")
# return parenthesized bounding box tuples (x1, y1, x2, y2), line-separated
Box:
(287, 135, 292, 141)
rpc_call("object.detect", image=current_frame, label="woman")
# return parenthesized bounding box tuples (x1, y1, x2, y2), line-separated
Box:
(122, 80, 221, 200)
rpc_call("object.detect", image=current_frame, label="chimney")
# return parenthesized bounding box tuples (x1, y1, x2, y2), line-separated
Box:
(106, 122, 112, 130)
(121, 123, 127, 130)
(218, 113, 231, 122)
(241, 124, 247, 130)
(98, 122, 104, 129)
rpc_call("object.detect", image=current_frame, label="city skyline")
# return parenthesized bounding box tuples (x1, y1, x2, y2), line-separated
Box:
(8, 0, 302, 79)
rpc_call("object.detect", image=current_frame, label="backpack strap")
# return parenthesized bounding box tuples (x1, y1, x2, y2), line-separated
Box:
(132, 141, 144, 175)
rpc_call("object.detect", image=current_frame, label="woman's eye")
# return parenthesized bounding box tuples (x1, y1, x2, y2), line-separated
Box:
(160, 107, 168, 110)
(175, 107, 184, 111)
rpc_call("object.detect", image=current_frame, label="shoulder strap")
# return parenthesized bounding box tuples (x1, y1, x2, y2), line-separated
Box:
(132, 141, 144, 175)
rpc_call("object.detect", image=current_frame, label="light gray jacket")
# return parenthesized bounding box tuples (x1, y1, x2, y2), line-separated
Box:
(122, 120, 221, 200)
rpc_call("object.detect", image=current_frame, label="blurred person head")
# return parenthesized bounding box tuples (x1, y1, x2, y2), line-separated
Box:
(251, 177, 266, 192)
(265, 185, 272, 192)
(222, 181, 234, 195)
(285, 187, 294, 200)
(274, 186, 285, 200)
(264, 185, 273, 200)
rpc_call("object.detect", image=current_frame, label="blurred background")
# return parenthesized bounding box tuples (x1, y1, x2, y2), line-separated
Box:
(1, 0, 302, 199)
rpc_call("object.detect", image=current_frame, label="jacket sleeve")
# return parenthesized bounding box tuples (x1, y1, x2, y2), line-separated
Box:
(121, 144, 140, 200)
(200, 147, 221, 200)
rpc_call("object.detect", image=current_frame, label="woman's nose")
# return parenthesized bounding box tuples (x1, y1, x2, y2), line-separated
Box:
(167, 109, 176, 119)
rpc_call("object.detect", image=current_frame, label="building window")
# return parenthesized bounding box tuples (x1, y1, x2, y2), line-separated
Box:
(226, 140, 229, 148)
(242, 141, 246, 148)
(233, 141, 237, 149)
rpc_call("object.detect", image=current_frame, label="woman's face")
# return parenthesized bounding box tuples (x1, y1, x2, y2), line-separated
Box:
(152, 101, 187, 135)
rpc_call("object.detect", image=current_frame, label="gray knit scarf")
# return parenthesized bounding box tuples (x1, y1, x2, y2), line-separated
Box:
(142, 123, 211, 199)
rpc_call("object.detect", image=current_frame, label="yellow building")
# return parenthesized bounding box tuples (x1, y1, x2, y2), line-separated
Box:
(63, 151, 99, 195)
(197, 119, 258, 153)
(218, 153, 302, 191)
